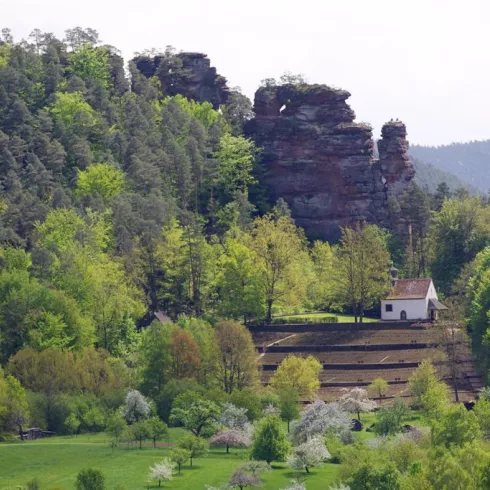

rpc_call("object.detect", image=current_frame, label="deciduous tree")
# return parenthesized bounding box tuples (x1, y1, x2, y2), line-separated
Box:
(336, 222, 390, 322)
(287, 437, 330, 473)
(170, 447, 191, 474)
(215, 321, 258, 393)
(270, 355, 321, 401)
(250, 415, 290, 464)
(247, 214, 310, 321)
(210, 430, 252, 453)
(148, 459, 175, 487)
(339, 387, 377, 421)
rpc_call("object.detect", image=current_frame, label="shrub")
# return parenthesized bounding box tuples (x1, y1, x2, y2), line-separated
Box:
(75, 468, 105, 490)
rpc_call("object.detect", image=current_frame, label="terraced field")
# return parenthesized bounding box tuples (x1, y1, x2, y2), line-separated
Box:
(251, 322, 481, 402)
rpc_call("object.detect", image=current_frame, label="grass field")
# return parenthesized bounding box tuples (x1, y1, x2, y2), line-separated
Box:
(0, 430, 340, 490)
(0, 412, 425, 489)
(277, 312, 379, 323)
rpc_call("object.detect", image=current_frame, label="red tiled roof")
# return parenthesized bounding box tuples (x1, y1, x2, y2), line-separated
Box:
(386, 278, 432, 300)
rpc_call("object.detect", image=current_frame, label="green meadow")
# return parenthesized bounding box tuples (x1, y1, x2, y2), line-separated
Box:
(0, 430, 340, 490)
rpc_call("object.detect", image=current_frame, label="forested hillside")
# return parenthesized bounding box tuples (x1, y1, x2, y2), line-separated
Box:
(411, 140, 490, 193)
(6, 26, 490, 490)
(412, 157, 481, 195)
(0, 24, 490, 458)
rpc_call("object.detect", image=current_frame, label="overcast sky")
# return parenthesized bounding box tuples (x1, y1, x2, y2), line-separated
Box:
(2, 0, 490, 145)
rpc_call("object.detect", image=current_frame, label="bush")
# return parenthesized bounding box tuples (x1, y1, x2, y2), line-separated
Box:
(26, 479, 40, 490)
(75, 468, 105, 490)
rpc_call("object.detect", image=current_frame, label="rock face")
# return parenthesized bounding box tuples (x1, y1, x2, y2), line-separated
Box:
(245, 84, 415, 240)
(134, 52, 230, 108)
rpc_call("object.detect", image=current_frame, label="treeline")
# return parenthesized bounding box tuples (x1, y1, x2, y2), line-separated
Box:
(411, 139, 490, 193)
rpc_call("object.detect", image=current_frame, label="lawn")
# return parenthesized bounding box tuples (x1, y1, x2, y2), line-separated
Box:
(0, 431, 340, 490)
(0, 413, 425, 489)
(277, 312, 379, 323)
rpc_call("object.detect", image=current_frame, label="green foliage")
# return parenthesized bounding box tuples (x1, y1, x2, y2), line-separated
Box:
(336, 223, 391, 322)
(169, 391, 220, 437)
(159, 94, 223, 129)
(428, 442, 490, 489)
(105, 411, 126, 441)
(0, 372, 30, 436)
(215, 320, 258, 394)
(215, 134, 256, 195)
(270, 355, 321, 401)
(0, 42, 12, 67)
(170, 447, 191, 474)
(429, 197, 490, 295)
(69, 45, 110, 87)
(177, 434, 207, 466)
(229, 389, 262, 421)
(375, 398, 408, 436)
(49, 91, 96, 132)
(270, 316, 339, 325)
(250, 415, 291, 464)
(473, 398, 490, 439)
(76, 163, 126, 201)
(247, 213, 311, 321)
(75, 468, 105, 490)
(348, 463, 401, 490)
(216, 235, 265, 322)
(147, 416, 169, 447)
(431, 404, 481, 448)
(278, 387, 300, 431)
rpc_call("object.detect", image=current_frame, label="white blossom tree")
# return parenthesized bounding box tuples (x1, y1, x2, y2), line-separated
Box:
(148, 458, 175, 487)
(229, 469, 260, 489)
(123, 390, 151, 424)
(290, 401, 352, 445)
(339, 387, 377, 421)
(287, 437, 330, 473)
(210, 430, 252, 453)
(220, 403, 250, 431)
(263, 403, 280, 416)
(281, 482, 307, 490)
(239, 460, 271, 475)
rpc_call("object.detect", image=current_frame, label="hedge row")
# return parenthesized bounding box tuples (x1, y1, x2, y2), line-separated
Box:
(269, 316, 339, 325)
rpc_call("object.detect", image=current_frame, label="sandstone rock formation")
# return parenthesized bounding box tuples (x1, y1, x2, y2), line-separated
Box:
(134, 52, 229, 108)
(245, 83, 415, 240)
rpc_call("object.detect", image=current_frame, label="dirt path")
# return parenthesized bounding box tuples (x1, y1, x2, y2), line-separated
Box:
(257, 334, 297, 359)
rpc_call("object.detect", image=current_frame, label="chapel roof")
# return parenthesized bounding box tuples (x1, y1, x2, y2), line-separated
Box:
(385, 278, 432, 300)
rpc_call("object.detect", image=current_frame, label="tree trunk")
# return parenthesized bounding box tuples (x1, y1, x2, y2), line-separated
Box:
(190, 457, 193, 467)
(357, 411, 361, 421)
(153, 437, 156, 448)
(305, 466, 310, 473)
(139, 438, 142, 449)
(266, 299, 273, 323)
(226, 444, 229, 454)
(287, 420, 290, 432)
(452, 365, 459, 402)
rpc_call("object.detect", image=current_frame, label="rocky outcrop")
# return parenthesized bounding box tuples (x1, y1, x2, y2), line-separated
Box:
(133, 52, 230, 108)
(377, 121, 414, 197)
(245, 83, 414, 240)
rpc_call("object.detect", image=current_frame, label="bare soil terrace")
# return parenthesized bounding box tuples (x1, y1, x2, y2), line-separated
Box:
(251, 322, 481, 402)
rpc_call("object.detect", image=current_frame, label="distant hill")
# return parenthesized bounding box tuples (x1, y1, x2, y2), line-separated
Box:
(410, 140, 490, 193)
(411, 157, 482, 195)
